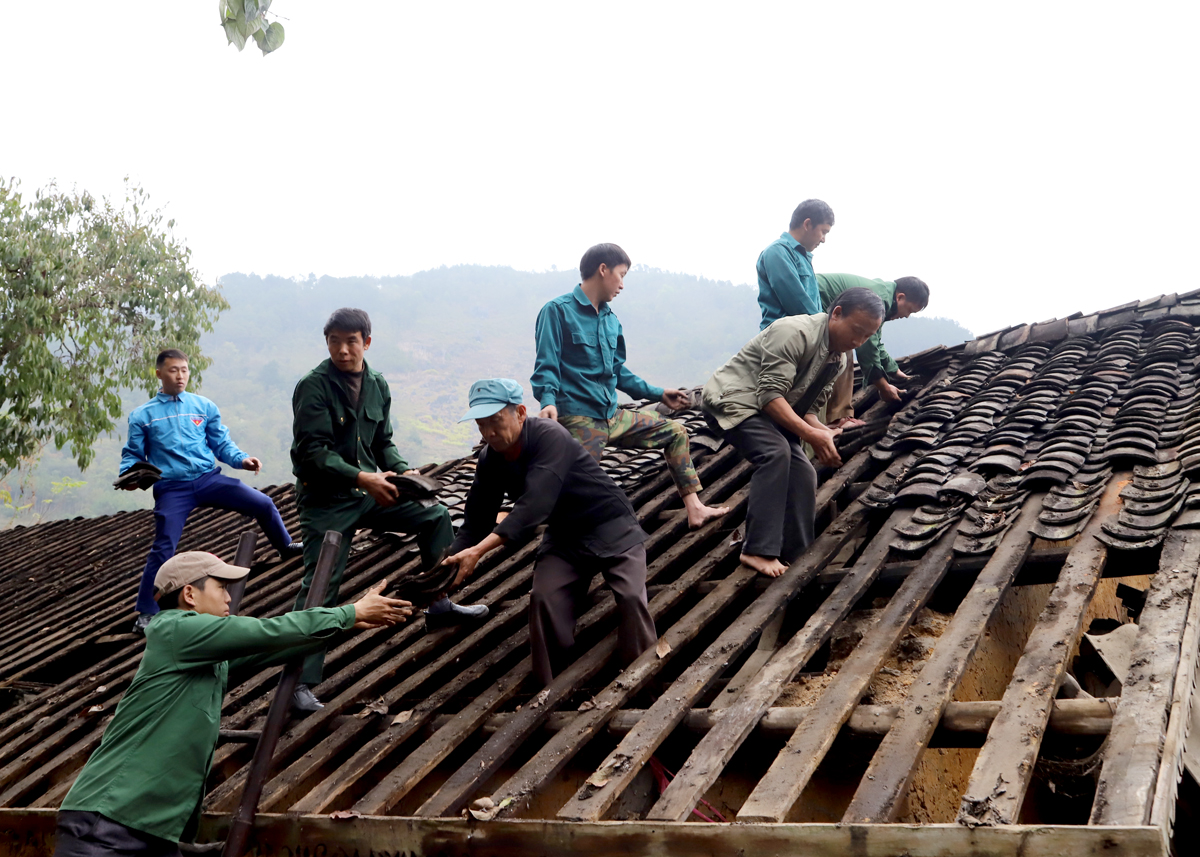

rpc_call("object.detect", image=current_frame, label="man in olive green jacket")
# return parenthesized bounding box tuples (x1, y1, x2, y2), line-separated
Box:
(289, 308, 488, 712)
(817, 273, 929, 425)
(702, 288, 884, 578)
(55, 551, 410, 857)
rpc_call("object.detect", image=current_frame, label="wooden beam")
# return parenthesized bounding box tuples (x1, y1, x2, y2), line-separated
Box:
(482, 550, 755, 819)
(645, 509, 909, 821)
(0, 809, 1171, 857)
(290, 643, 532, 814)
(557, 457, 912, 822)
(1090, 529, 1200, 825)
(737, 521, 961, 823)
(356, 498, 749, 818)
(1150, 533, 1200, 831)
(957, 472, 1126, 827)
(437, 698, 1118, 740)
(842, 496, 1046, 822)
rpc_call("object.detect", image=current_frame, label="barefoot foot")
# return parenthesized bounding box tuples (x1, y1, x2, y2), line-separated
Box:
(740, 553, 787, 578)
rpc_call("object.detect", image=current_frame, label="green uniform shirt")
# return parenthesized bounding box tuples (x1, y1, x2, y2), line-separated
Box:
(701, 313, 845, 431)
(60, 605, 356, 842)
(817, 273, 900, 385)
(291, 358, 409, 504)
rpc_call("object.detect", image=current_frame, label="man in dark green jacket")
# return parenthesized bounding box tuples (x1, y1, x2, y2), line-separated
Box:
(816, 273, 929, 425)
(289, 308, 488, 712)
(55, 551, 410, 857)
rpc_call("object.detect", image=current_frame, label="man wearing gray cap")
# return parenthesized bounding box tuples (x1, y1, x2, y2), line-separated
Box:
(443, 379, 658, 686)
(54, 551, 411, 857)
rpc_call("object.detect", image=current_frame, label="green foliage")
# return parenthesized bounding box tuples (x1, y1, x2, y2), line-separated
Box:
(0, 178, 228, 477)
(219, 0, 285, 55)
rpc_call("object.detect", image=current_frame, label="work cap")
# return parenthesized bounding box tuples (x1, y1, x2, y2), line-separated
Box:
(459, 378, 525, 422)
(154, 551, 249, 600)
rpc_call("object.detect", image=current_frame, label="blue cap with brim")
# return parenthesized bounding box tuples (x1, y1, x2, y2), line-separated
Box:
(459, 378, 525, 422)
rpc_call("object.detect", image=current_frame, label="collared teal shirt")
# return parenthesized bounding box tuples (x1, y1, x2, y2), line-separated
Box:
(532, 285, 664, 421)
(757, 232, 820, 329)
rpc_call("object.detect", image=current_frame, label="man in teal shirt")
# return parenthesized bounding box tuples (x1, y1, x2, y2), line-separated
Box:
(816, 273, 929, 425)
(532, 243, 727, 529)
(756, 199, 835, 330)
(55, 551, 410, 857)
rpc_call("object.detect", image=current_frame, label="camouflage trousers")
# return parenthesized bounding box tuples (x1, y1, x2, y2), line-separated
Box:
(559, 409, 701, 496)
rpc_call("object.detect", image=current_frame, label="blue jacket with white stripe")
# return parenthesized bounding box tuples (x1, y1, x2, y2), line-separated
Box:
(119, 392, 247, 483)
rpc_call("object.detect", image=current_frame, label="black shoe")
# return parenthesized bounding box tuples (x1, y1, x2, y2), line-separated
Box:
(423, 602, 490, 630)
(279, 542, 304, 560)
(132, 612, 155, 635)
(292, 683, 324, 713)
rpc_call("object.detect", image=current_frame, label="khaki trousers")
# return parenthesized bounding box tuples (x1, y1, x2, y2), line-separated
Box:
(825, 358, 855, 423)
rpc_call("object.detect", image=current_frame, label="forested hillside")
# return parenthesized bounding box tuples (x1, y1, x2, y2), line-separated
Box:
(3, 266, 972, 524)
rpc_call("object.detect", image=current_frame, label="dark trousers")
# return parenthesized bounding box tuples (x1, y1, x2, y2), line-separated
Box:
(54, 811, 180, 857)
(724, 413, 817, 563)
(136, 470, 293, 614)
(530, 543, 657, 686)
(294, 494, 454, 686)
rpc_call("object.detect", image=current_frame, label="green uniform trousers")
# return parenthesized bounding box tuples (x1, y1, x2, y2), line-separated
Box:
(294, 494, 454, 685)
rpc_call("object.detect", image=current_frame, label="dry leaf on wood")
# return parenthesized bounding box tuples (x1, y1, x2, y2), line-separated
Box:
(329, 810, 361, 820)
(356, 697, 389, 719)
(391, 710, 414, 726)
(655, 639, 672, 658)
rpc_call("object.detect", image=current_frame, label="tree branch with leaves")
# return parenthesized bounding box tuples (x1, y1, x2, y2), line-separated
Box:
(220, 0, 285, 56)
(0, 178, 228, 477)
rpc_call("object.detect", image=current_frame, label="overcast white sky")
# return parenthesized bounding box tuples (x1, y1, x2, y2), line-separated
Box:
(4, 1, 1198, 335)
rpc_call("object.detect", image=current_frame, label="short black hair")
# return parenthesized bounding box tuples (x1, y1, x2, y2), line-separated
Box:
(157, 576, 209, 611)
(830, 287, 886, 320)
(789, 199, 835, 230)
(894, 276, 930, 309)
(323, 307, 372, 340)
(580, 244, 632, 280)
(156, 348, 189, 368)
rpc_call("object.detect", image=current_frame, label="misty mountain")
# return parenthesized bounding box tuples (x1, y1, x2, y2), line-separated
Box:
(4, 265, 972, 524)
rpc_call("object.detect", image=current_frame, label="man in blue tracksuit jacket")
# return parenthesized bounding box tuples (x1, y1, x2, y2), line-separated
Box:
(120, 349, 300, 634)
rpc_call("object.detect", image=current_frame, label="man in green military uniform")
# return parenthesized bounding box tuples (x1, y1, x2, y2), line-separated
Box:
(816, 273, 929, 426)
(289, 307, 488, 712)
(55, 551, 410, 857)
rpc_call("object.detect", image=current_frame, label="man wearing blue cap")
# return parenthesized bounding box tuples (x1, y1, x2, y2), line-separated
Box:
(288, 308, 488, 713)
(444, 378, 658, 686)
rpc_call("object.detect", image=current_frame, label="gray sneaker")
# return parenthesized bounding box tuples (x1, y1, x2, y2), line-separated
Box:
(132, 613, 155, 635)
(292, 683, 324, 713)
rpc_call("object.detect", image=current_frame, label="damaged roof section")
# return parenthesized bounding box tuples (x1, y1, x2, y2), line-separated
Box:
(0, 290, 1198, 857)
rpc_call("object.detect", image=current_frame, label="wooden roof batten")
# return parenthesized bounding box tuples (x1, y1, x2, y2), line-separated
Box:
(2, 290, 1200, 857)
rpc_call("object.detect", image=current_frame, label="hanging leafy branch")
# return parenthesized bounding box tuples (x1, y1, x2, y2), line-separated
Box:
(0, 178, 229, 476)
(219, 0, 285, 56)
